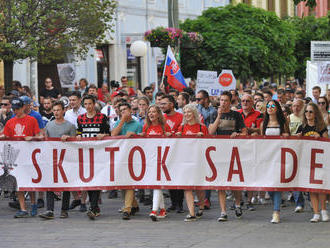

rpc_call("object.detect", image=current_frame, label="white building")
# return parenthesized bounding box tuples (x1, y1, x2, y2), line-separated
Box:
(12, 0, 229, 97)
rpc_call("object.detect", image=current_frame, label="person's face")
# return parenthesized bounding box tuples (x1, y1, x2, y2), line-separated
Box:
(183, 109, 195, 123)
(79, 80, 87, 88)
(69, 96, 80, 109)
(138, 99, 148, 113)
(196, 92, 206, 106)
(255, 101, 264, 112)
(52, 105, 64, 120)
(263, 93, 272, 102)
(45, 78, 53, 88)
(155, 96, 163, 106)
(241, 96, 253, 111)
(295, 94, 304, 100)
(318, 98, 327, 111)
(266, 101, 277, 115)
(88, 88, 97, 96)
(148, 107, 159, 123)
(145, 90, 153, 100)
(13, 107, 24, 117)
(160, 98, 172, 114)
(292, 101, 303, 115)
(1, 100, 11, 112)
(312, 89, 320, 99)
(121, 77, 128, 86)
(83, 99, 95, 113)
(219, 95, 231, 110)
(119, 105, 132, 117)
(101, 84, 109, 92)
(254, 95, 263, 105)
(131, 99, 138, 109)
(114, 103, 121, 116)
(177, 95, 186, 108)
(305, 105, 315, 121)
(169, 92, 178, 101)
(43, 99, 52, 111)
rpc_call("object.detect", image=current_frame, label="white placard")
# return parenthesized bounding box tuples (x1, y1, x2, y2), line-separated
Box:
(57, 63, 76, 88)
(196, 70, 218, 96)
(311, 41, 330, 62)
(217, 69, 237, 93)
(317, 62, 330, 85)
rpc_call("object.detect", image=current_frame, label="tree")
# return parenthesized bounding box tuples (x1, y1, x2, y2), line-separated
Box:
(0, 0, 116, 89)
(180, 4, 297, 82)
(286, 15, 329, 82)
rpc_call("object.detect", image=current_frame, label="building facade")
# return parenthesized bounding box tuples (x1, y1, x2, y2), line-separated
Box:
(296, 0, 329, 18)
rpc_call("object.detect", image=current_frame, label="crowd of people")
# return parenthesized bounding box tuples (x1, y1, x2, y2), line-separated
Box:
(0, 76, 329, 224)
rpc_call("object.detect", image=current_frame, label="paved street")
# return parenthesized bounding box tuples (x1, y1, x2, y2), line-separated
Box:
(0, 192, 330, 248)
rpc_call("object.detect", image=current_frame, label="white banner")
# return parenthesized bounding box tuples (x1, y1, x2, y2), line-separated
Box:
(0, 137, 329, 192)
(317, 62, 330, 85)
(196, 70, 218, 96)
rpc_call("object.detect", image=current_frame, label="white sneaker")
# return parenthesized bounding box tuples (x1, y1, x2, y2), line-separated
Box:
(294, 206, 304, 213)
(251, 196, 257, 204)
(271, 212, 280, 224)
(321, 210, 329, 222)
(287, 192, 293, 201)
(310, 214, 320, 223)
(265, 192, 270, 200)
(259, 198, 266, 205)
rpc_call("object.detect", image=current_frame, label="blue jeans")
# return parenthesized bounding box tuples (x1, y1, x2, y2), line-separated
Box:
(268, 191, 281, 211)
(293, 191, 304, 207)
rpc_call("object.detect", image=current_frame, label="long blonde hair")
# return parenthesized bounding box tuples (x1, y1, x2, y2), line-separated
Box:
(145, 105, 166, 131)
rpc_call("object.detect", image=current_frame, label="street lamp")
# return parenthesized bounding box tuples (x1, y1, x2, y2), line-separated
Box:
(130, 40, 147, 90)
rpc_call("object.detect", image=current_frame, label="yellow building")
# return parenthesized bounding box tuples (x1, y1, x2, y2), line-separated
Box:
(233, 0, 295, 18)
(0, 61, 3, 87)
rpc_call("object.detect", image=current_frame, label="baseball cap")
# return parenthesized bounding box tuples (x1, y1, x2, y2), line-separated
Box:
(11, 98, 24, 110)
(19, 95, 32, 105)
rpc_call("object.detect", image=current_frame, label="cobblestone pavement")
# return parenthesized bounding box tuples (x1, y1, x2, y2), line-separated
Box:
(0, 192, 330, 248)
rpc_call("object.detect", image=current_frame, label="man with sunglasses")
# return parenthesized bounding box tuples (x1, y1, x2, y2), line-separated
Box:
(0, 96, 14, 130)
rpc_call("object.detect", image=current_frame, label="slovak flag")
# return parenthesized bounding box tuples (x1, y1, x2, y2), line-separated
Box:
(164, 46, 187, 92)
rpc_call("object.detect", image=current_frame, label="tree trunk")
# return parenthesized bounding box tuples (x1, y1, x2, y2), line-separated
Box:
(4, 60, 13, 93)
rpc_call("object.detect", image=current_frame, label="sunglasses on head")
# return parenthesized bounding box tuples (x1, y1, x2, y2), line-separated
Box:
(305, 110, 314, 114)
(266, 104, 276, 109)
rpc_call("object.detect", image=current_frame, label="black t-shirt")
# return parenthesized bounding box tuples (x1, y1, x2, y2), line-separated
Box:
(215, 110, 246, 135)
(40, 88, 60, 99)
(77, 113, 110, 138)
(296, 124, 327, 137)
(40, 110, 55, 125)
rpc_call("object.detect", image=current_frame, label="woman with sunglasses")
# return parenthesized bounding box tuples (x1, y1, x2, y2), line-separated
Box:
(297, 102, 328, 222)
(176, 104, 208, 221)
(261, 100, 289, 223)
(317, 96, 329, 136)
(141, 105, 171, 221)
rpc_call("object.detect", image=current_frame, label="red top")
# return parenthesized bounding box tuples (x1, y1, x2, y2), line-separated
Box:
(238, 108, 263, 128)
(143, 124, 171, 135)
(163, 112, 183, 133)
(178, 123, 208, 135)
(4, 115, 40, 138)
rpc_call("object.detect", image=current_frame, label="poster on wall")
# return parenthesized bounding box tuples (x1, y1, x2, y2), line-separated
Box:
(57, 63, 76, 88)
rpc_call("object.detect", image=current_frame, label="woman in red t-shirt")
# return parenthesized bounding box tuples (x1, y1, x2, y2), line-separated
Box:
(141, 105, 171, 221)
(176, 104, 208, 221)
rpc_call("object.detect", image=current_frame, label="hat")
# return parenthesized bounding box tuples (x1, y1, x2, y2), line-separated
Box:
(19, 95, 31, 105)
(60, 96, 70, 108)
(11, 98, 24, 110)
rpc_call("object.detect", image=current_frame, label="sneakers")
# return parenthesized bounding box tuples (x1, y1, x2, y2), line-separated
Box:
(258, 198, 266, 205)
(310, 213, 320, 223)
(246, 203, 256, 211)
(294, 206, 304, 213)
(271, 212, 280, 224)
(177, 206, 184, 213)
(167, 205, 176, 212)
(131, 206, 139, 216)
(321, 210, 329, 222)
(251, 196, 257, 204)
(79, 203, 87, 212)
(196, 209, 203, 218)
(235, 206, 243, 218)
(184, 214, 197, 222)
(60, 210, 68, 219)
(157, 208, 167, 219)
(217, 212, 228, 222)
(31, 204, 38, 217)
(122, 211, 130, 220)
(149, 210, 158, 221)
(69, 199, 81, 210)
(14, 210, 29, 218)
(37, 198, 45, 208)
(39, 211, 54, 219)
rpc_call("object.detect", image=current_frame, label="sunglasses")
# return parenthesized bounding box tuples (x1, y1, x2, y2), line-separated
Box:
(305, 110, 314, 114)
(0, 103, 9, 106)
(318, 101, 326, 105)
(266, 104, 276, 109)
(242, 100, 251, 103)
(195, 98, 203, 101)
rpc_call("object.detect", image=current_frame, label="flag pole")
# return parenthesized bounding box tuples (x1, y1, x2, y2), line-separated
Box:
(160, 46, 170, 92)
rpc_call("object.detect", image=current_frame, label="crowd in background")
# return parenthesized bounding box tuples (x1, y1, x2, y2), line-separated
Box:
(0, 76, 329, 224)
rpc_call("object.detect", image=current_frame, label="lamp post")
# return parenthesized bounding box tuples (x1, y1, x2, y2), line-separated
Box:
(130, 40, 147, 90)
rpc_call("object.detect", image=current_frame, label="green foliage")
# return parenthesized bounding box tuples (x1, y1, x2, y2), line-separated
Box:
(0, 0, 117, 63)
(286, 15, 330, 81)
(180, 4, 297, 81)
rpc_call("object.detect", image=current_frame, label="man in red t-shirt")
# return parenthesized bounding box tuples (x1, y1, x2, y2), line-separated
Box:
(159, 95, 184, 213)
(1, 98, 43, 218)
